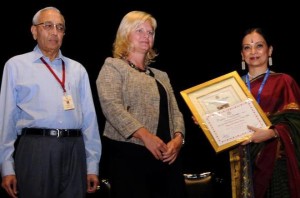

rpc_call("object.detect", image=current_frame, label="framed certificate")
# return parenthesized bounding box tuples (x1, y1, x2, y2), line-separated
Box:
(180, 71, 271, 152)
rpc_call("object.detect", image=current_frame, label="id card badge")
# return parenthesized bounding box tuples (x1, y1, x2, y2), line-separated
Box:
(63, 94, 75, 110)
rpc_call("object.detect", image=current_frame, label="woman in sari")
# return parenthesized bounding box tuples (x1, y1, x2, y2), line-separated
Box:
(230, 27, 300, 198)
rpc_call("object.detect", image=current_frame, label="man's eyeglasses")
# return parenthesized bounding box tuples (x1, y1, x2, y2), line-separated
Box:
(35, 22, 65, 33)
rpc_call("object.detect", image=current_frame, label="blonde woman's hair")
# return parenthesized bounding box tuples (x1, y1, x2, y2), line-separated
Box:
(113, 11, 158, 66)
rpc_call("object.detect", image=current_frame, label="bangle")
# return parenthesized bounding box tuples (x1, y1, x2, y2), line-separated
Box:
(174, 132, 185, 145)
(269, 125, 279, 139)
(273, 129, 279, 138)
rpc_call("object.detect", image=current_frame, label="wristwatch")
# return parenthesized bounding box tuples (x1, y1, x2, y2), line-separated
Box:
(174, 132, 185, 145)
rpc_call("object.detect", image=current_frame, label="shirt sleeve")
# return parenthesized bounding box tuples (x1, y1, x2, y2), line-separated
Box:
(0, 61, 19, 176)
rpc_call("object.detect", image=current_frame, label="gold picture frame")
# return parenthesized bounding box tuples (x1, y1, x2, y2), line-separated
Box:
(180, 71, 271, 153)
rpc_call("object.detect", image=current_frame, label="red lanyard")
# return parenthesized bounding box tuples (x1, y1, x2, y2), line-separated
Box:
(40, 57, 66, 93)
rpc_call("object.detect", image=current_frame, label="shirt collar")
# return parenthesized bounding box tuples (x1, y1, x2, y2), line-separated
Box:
(33, 45, 65, 63)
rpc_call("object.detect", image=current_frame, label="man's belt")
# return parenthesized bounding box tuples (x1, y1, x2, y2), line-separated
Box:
(22, 128, 82, 138)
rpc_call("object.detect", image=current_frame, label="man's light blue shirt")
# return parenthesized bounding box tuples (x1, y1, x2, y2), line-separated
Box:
(0, 46, 102, 176)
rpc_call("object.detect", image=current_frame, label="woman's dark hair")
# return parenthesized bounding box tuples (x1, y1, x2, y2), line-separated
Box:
(241, 27, 272, 48)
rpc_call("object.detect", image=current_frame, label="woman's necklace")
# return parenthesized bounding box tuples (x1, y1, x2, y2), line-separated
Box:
(127, 60, 150, 75)
(245, 68, 270, 104)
